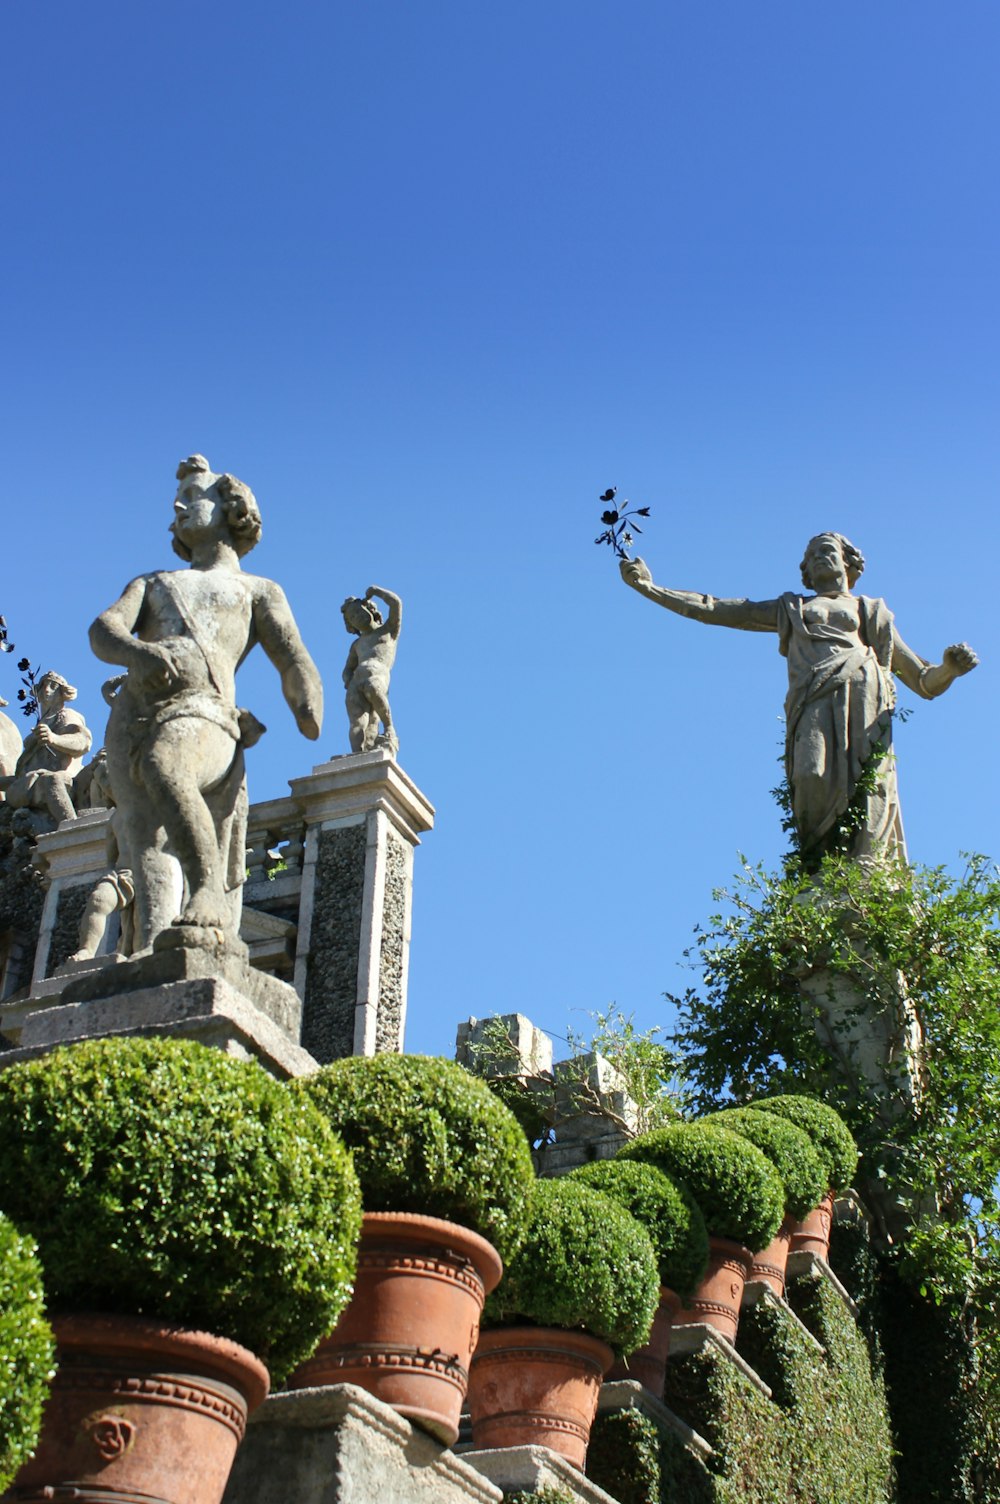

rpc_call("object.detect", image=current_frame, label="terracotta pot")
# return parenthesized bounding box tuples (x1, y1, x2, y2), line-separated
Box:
(468, 1325, 614, 1469)
(789, 1189, 835, 1260)
(751, 1212, 796, 1298)
(287, 1211, 502, 1446)
(672, 1236, 753, 1345)
(607, 1286, 682, 1397)
(7, 1312, 269, 1504)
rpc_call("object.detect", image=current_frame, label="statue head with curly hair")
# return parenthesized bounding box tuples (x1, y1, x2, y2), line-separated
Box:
(799, 532, 865, 591)
(171, 455, 263, 561)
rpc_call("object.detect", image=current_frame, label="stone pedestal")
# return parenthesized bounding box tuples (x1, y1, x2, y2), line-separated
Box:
(290, 752, 434, 1061)
(0, 943, 317, 1079)
(223, 1385, 502, 1504)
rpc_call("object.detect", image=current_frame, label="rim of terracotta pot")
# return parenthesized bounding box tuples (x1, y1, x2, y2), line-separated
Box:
(51, 1311, 270, 1412)
(359, 1211, 504, 1294)
(474, 1323, 615, 1372)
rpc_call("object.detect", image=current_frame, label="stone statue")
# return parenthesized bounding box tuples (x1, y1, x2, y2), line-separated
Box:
(0, 673, 92, 824)
(620, 533, 978, 860)
(341, 586, 401, 756)
(90, 454, 323, 952)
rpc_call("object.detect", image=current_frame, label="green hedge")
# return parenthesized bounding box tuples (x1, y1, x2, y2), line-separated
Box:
(618, 1123, 784, 1250)
(701, 1107, 827, 1219)
(483, 1177, 659, 1355)
(568, 1160, 709, 1301)
(588, 1406, 715, 1504)
(642, 1269, 895, 1504)
(0, 1038, 362, 1380)
(0, 1214, 54, 1493)
(291, 1054, 535, 1261)
(750, 1095, 858, 1192)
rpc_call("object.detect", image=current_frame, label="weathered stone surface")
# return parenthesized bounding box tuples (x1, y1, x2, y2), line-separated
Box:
(223, 1385, 502, 1504)
(47, 882, 93, 974)
(464, 1444, 620, 1503)
(0, 671, 92, 824)
(374, 829, 407, 1051)
(340, 586, 401, 757)
(301, 824, 366, 1061)
(0, 974, 316, 1079)
(89, 454, 323, 953)
(620, 534, 977, 862)
(456, 1014, 554, 1078)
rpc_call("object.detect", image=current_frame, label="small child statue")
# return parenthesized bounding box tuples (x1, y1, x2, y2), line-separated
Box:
(340, 586, 401, 757)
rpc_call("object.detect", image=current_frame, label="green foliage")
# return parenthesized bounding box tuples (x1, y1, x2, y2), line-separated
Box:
(700, 1106, 827, 1219)
(505, 1490, 577, 1504)
(566, 1003, 692, 1132)
(617, 1123, 784, 1252)
(669, 852, 1000, 1309)
(588, 1406, 716, 1504)
(464, 1004, 689, 1149)
(567, 1159, 709, 1301)
(483, 1177, 660, 1356)
(657, 1270, 893, 1503)
(749, 1095, 858, 1193)
(291, 1053, 535, 1261)
(0, 1037, 362, 1380)
(0, 1215, 54, 1493)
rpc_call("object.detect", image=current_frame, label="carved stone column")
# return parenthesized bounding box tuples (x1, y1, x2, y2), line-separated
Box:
(290, 751, 434, 1062)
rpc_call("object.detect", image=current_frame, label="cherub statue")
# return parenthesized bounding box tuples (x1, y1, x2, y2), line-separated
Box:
(0, 698, 22, 795)
(341, 586, 401, 756)
(90, 454, 323, 951)
(0, 672, 92, 824)
(620, 533, 978, 861)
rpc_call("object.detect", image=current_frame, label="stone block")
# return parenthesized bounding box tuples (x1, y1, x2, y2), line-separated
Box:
(553, 1052, 639, 1138)
(597, 1379, 712, 1460)
(0, 975, 317, 1080)
(222, 1384, 502, 1504)
(785, 1249, 859, 1318)
(455, 1013, 554, 1078)
(666, 1322, 772, 1399)
(464, 1443, 620, 1503)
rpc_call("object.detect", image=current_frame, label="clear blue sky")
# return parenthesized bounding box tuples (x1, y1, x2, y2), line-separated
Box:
(3, 2, 997, 1060)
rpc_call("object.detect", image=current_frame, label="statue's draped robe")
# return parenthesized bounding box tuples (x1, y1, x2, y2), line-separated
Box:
(777, 593, 904, 858)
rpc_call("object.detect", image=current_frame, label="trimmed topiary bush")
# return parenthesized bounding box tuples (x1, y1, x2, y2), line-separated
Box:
(702, 1107, 828, 1220)
(568, 1159, 710, 1302)
(751, 1095, 859, 1193)
(291, 1054, 535, 1261)
(617, 1122, 785, 1251)
(0, 1214, 54, 1493)
(0, 1038, 362, 1381)
(483, 1178, 659, 1356)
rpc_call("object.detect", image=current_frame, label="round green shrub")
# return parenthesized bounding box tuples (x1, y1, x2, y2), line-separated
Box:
(291, 1054, 535, 1261)
(617, 1122, 784, 1251)
(749, 1095, 859, 1192)
(0, 1038, 362, 1381)
(0, 1215, 54, 1493)
(483, 1178, 659, 1356)
(567, 1160, 709, 1302)
(701, 1107, 828, 1220)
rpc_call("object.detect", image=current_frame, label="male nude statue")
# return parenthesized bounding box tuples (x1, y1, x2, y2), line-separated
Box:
(90, 455, 323, 950)
(341, 586, 401, 755)
(621, 534, 977, 861)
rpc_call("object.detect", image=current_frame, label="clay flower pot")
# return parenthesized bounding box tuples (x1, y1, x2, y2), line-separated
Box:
(789, 1189, 835, 1260)
(9, 1312, 269, 1504)
(672, 1236, 754, 1345)
(468, 1325, 614, 1469)
(751, 1212, 796, 1298)
(287, 1211, 502, 1446)
(607, 1286, 682, 1398)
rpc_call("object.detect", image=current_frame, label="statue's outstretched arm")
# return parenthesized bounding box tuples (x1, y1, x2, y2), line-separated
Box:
(891, 626, 979, 700)
(620, 557, 779, 632)
(254, 581, 324, 740)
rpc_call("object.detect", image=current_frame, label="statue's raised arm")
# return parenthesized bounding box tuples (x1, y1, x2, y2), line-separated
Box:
(620, 533, 978, 863)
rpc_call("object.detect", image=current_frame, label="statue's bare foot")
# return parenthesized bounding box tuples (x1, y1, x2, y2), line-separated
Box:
(176, 890, 228, 930)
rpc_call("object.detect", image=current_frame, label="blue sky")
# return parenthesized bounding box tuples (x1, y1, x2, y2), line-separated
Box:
(2, 2, 997, 1060)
